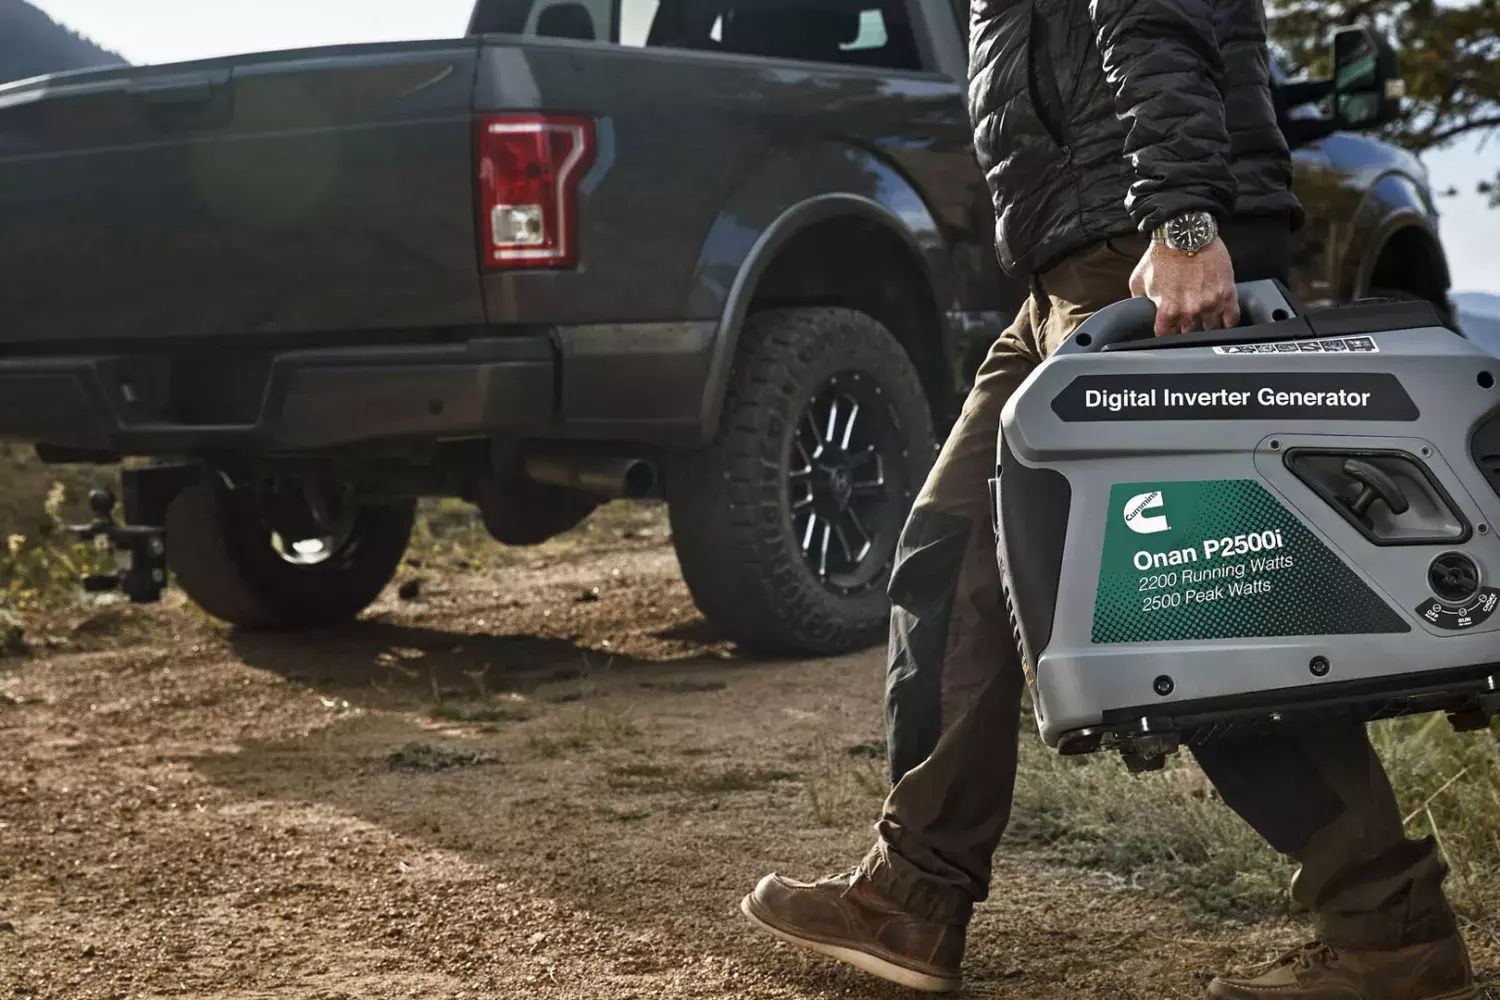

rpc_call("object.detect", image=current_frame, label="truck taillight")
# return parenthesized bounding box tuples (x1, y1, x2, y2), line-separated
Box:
(478, 114, 595, 269)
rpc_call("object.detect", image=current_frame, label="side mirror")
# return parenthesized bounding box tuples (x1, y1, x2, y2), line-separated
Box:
(1331, 24, 1403, 130)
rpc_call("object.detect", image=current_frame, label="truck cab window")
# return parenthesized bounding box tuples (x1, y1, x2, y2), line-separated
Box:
(493, 0, 923, 71)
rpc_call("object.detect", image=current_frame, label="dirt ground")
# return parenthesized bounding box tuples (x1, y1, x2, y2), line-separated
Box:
(2, 506, 1495, 1000)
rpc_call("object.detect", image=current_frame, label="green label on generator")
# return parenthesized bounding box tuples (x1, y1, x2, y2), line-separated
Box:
(1093, 479, 1410, 643)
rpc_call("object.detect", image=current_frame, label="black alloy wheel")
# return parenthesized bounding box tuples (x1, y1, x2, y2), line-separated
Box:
(789, 372, 908, 595)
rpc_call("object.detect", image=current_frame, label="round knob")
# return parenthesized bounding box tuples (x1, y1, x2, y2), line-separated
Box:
(88, 488, 117, 517)
(1428, 552, 1481, 606)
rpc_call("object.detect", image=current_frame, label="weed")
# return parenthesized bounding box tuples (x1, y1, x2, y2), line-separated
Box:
(600, 806, 652, 823)
(605, 761, 796, 795)
(385, 742, 497, 772)
(571, 706, 641, 745)
(428, 699, 532, 725)
(0, 609, 24, 657)
(611, 761, 674, 780)
(605, 761, 677, 790)
(688, 766, 799, 796)
(0, 483, 113, 612)
(639, 679, 728, 694)
(806, 758, 886, 828)
(526, 734, 569, 759)
(522, 709, 633, 759)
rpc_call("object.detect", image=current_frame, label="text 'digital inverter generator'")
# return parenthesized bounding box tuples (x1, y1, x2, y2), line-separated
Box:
(995, 280, 1500, 770)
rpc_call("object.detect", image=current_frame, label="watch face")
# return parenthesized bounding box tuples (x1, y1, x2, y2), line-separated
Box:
(1167, 213, 1216, 253)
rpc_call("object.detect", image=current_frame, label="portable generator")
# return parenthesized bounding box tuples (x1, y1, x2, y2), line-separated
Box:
(994, 280, 1500, 771)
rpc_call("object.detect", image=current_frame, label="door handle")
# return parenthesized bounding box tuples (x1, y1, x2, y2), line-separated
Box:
(129, 71, 230, 106)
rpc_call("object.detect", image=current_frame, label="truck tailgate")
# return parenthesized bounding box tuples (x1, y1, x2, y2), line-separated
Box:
(0, 41, 483, 349)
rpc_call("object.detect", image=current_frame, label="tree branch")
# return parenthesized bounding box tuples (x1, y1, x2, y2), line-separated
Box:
(1409, 115, 1500, 150)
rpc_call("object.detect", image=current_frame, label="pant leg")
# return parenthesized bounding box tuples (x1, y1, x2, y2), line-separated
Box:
(860, 303, 1040, 925)
(1193, 725, 1457, 950)
(863, 243, 1145, 924)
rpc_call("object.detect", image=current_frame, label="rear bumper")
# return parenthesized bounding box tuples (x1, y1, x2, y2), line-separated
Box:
(0, 338, 555, 454)
(0, 321, 716, 455)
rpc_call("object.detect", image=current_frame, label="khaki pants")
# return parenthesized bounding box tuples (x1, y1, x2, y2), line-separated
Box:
(860, 229, 1458, 950)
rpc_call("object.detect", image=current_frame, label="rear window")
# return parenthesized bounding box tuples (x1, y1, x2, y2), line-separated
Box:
(470, 0, 923, 71)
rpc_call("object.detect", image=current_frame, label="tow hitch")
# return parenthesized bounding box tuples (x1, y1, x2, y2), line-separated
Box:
(67, 464, 198, 603)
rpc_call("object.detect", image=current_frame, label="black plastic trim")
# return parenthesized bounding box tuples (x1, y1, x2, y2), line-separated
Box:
(1469, 405, 1500, 510)
(1307, 299, 1445, 337)
(1096, 660, 1499, 731)
(1102, 318, 1313, 352)
(1283, 447, 1472, 547)
(1101, 298, 1448, 354)
(997, 438, 1070, 667)
(1054, 661, 1500, 755)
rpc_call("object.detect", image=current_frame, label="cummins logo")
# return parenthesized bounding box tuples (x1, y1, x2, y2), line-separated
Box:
(1123, 491, 1170, 534)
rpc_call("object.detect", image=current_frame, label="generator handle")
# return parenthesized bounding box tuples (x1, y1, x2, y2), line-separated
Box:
(1056, 279, 1300, 355)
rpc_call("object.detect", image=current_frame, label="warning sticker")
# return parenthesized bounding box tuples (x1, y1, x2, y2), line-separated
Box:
(1093, 480, 1410, 643)
(1214, 337, 1379, 355)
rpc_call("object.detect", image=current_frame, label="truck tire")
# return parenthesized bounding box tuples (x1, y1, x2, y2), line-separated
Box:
(668, 307, 935, 656)
(165, 480, 415, 630)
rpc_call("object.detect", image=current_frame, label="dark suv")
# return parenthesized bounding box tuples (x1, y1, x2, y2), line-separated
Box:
(0, 0, 1451, 654)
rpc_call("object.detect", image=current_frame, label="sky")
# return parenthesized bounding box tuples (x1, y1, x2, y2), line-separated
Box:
(28, 0, 1500, 295)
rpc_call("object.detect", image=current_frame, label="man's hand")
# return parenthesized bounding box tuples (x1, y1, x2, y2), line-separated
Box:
(1129, 239, 1240, 337)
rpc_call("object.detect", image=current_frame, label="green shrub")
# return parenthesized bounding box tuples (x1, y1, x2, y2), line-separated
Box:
(0, 482, 111, 612)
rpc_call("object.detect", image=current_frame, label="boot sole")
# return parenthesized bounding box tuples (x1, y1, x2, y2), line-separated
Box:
(740, 894, 961, 993)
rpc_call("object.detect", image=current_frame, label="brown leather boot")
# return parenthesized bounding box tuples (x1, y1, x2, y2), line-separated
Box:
(1207, 937, 1480, 1000)
(741, 870, 964, 992)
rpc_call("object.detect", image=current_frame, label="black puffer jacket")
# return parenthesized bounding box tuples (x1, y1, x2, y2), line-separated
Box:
(970, 0, 1303, 274)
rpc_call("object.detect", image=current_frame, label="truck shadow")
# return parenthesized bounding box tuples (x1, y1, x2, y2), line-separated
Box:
(191, 623, 902, 996)
(226, 619, 753, 712)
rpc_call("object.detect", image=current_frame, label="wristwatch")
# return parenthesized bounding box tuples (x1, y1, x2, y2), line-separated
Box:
(1151, 211, 1219, 256)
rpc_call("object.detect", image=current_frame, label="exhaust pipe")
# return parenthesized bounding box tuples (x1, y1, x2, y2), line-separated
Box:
(525, 453, 657, 500)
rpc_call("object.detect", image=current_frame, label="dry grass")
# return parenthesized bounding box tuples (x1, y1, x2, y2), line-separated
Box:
(806, 751, 887, 828)
(1009, 714, 1500, 932)
(1373, 716, 1500, 924)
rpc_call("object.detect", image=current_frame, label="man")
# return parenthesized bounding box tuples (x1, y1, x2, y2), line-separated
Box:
(740, 0, 1481, 996)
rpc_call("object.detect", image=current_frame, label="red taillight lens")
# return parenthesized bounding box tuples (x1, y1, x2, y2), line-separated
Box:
(478, 114, 596, 269)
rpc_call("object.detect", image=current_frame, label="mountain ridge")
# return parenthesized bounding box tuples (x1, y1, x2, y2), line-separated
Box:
(1454, 293, 1500, 354)
(0, 0, 126, 85)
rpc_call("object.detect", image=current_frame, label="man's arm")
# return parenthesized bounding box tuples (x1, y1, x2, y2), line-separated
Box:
(1090, 0, 1242, 334)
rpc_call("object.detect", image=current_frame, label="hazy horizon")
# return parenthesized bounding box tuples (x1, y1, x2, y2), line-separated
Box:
(26, 0, 1500, 296)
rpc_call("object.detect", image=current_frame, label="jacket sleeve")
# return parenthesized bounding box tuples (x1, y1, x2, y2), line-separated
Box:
(1088, 0, 1237, 232)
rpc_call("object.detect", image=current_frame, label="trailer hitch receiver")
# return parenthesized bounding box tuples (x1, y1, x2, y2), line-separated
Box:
(69, 488, 169, 603)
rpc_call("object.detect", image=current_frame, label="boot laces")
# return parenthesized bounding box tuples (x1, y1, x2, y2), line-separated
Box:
(1251, 941, 1338, 974)
(814, 868, 863, 895)
(1291, 942, 1339, 971)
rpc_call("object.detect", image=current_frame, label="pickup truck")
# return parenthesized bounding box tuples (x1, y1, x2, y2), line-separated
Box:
(0, 0, 1454, 656)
